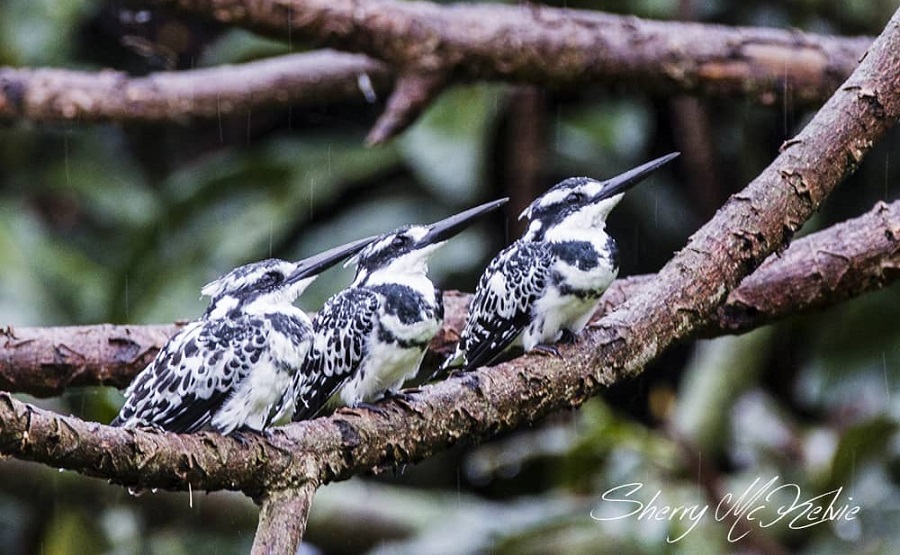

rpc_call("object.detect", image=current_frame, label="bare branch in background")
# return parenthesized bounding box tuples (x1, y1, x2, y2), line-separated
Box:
(143, 0, 872, 140)
(0, 51, 390, 123)
(0, 1, 871, 141)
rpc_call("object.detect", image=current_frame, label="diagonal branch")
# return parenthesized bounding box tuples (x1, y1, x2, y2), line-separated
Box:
(4, 198, 900, 396)
(582, 7, 900, 379)
(604, 199, 900, 337)
(0, 50, 390, 123)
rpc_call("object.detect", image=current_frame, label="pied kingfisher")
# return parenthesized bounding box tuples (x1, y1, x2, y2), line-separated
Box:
(442, 153, 679, 372)
(292, 199, 508, 419)
(111, 237, 373, 435)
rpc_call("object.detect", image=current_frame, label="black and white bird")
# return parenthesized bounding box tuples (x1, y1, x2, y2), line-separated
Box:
(442, 153, 679, 372)
(292, 199, 508, 420)
(111, 237, 373, 435)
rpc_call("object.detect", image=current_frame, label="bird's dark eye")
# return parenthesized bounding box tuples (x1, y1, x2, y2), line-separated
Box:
(263, 270, 284, 284)
(566, 191, 584, 203)
(391, 235, 409, 248)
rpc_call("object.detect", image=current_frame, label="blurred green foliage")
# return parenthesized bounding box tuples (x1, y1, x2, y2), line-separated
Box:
(0, 0, 898, 553)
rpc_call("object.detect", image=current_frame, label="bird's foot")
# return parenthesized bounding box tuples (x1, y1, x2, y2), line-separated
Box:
(349, 402, 389, 416)
(229, 426, 265, 447)
(229, 429, 252, 447)
(559, 329, 578, 344)
(531, 344, 562, 358)
(385, 388, 419, 402)
(431, 355, 463, 381)
(384, 389, 422, 413)
(335, 406, 366, 418)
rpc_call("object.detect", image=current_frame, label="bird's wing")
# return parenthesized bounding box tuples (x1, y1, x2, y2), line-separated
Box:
(459, 242, 552, 372)
(292, 288, 379, 421)
(112, 317, 262, 434)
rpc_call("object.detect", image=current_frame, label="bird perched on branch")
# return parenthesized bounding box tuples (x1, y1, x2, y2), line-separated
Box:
(441, 153, 679, 373)
(111, 236, 373, 435)
(292, 199, 508, 420)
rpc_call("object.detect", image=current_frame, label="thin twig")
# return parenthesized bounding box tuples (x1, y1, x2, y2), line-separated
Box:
(252, 482, 318, 554)
(366, 72, 446, 144)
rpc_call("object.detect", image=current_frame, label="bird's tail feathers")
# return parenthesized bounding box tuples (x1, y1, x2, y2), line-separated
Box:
(431, 347, 465, 381)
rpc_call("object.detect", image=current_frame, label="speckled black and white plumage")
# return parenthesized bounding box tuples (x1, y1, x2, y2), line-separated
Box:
(112, 310, 309, 433)
(293, 200, 507, 419)
(293, 228, 445, 419)
(111, 238, 372, 435)
(444, 154, 678, 372)
(293, 279, 444, 419)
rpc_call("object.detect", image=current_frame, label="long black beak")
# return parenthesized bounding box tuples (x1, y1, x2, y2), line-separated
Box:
(287, 235, 377, 283)
(419, 198, 509, 247)
(595, 152, 680, 201)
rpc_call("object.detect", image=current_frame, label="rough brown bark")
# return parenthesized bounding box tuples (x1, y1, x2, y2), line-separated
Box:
(711, 200, 900, 333)
(602, 200, 900, 337)
(3, 199, 899, 397)
(0, 324, 180, 396)
(0, 51, 390, 123)
(142, 0, 871, 141)
(0, 391, 303, 495)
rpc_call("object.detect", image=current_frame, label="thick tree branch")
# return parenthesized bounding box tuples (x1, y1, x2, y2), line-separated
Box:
(710, 200, 900, 334)
(0, 323, 180, 396)
(3, 199, 899, 396)
(583, 7, 900, 378)
(143, 0, 872, 139)
(604, 199, 900, 337)
(0, 392, 307, 496)
(0, 51, 390, 123)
